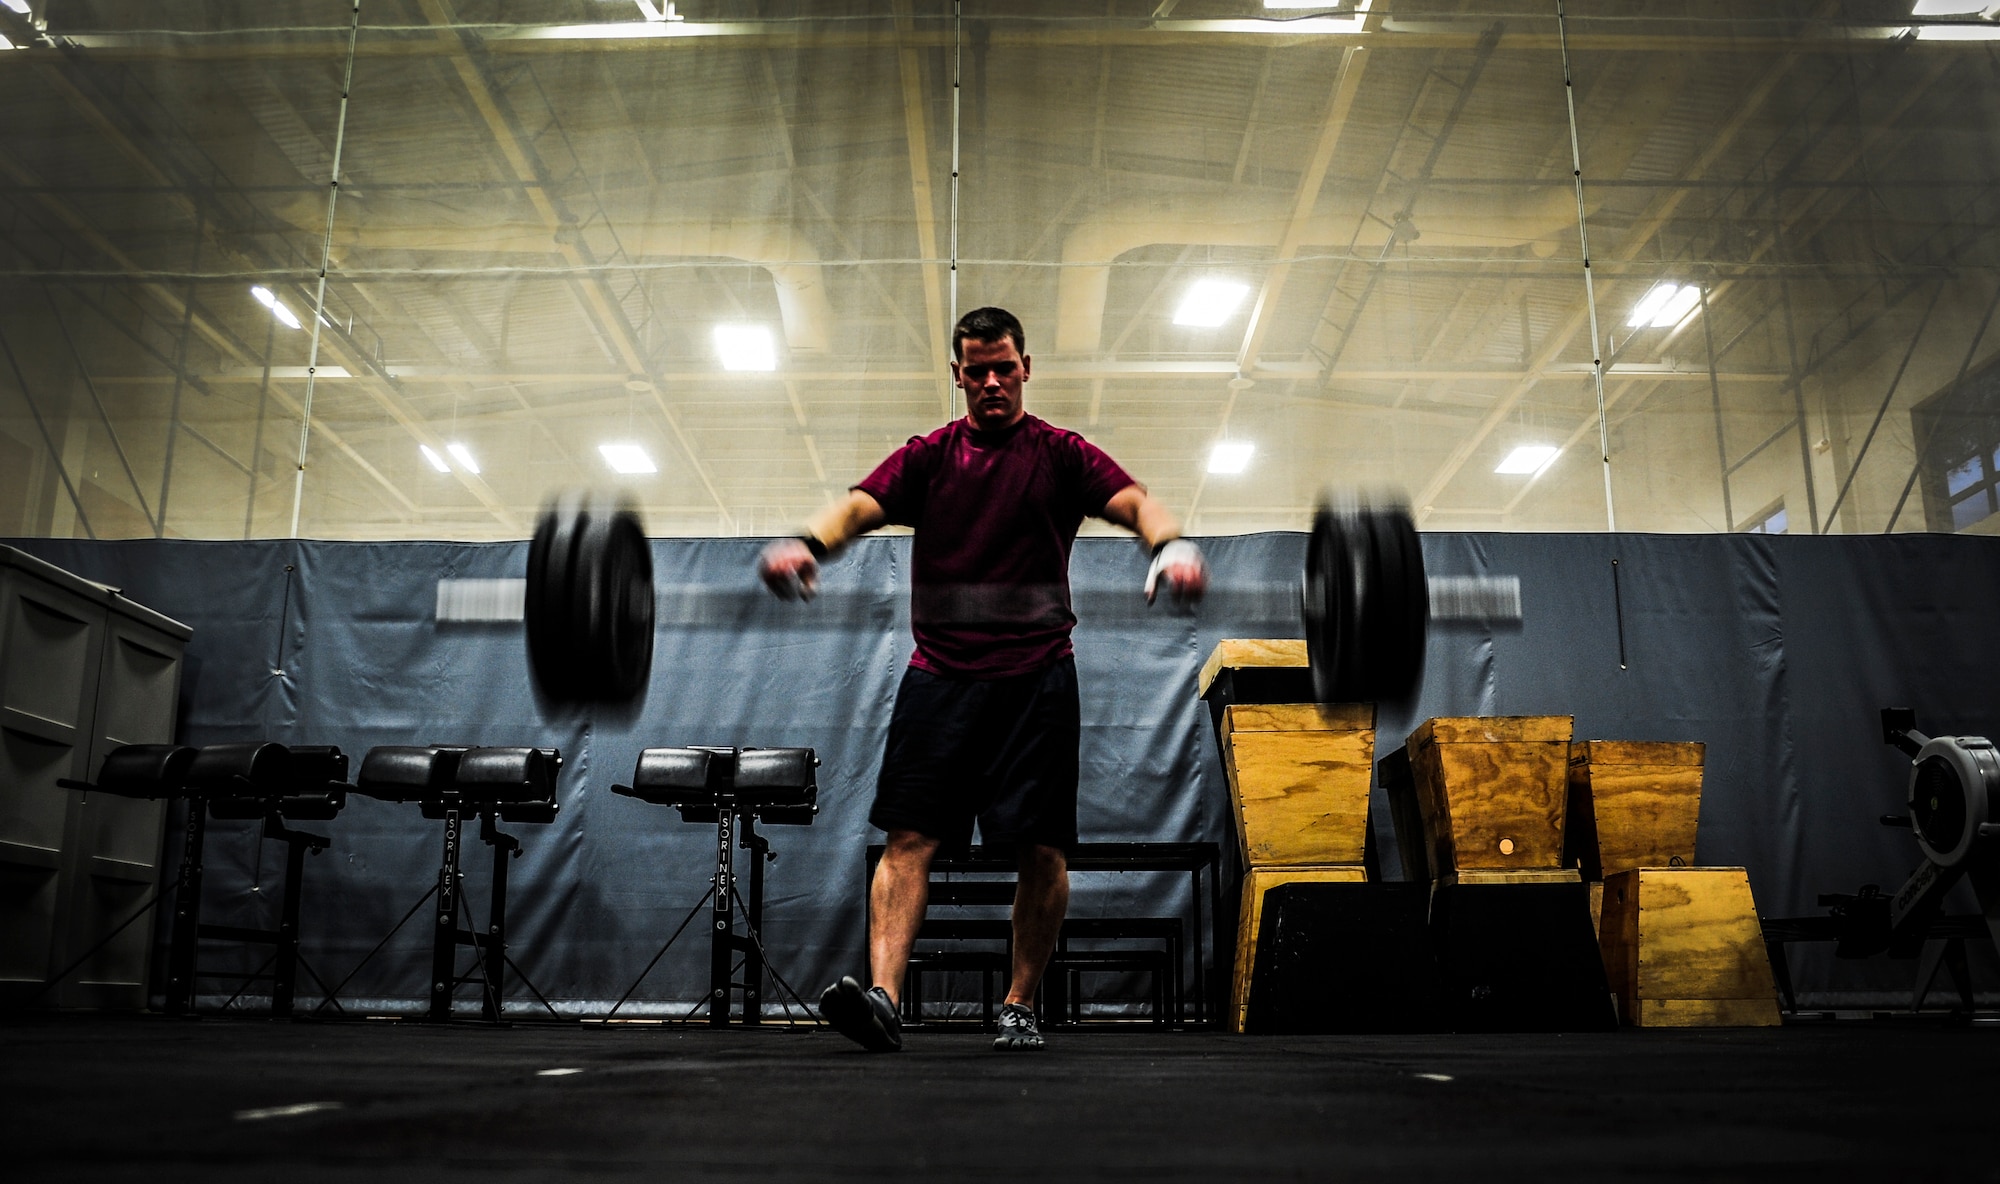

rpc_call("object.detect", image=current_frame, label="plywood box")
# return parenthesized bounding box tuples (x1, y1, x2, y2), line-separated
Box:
(1197, 638, 1308, 698)
(1407, 716, 1573, 876)
(1231, 865, 1368, 1034)
(1220, 702, 1375, 867)
(1567, 740, 1704, 880)
(1599, 867, 1781, 1027)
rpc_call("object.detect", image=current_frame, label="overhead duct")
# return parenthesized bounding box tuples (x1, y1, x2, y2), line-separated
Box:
(1053, 187, 1579, 355)
(306, 197, 834, 356)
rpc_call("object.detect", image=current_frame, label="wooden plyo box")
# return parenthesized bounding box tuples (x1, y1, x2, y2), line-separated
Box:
(1599, 867, 1781, 1027)
(1407, 716, 1574, 877)
(1567, 740, 1705, 880)
(1196, 638, 1310, 699)
(1230, 865, 1368, 1034)
(1219, 702, 1376, 868)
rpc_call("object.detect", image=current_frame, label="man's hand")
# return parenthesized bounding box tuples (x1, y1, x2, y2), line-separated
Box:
(758, 537, 821, 601)
(1144, 538, 1208, 605)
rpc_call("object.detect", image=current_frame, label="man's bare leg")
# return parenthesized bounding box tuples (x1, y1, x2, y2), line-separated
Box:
(869, 829, 941, 1007)
(1006, 843, 1070, 1006)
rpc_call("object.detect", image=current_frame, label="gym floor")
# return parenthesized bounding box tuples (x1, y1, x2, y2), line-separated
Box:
(7, 1014, 1996, 1182)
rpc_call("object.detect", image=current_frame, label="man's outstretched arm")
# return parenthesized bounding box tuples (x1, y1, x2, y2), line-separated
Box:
(1099, 484, 1208, 604)
(758, 489, 888, 600)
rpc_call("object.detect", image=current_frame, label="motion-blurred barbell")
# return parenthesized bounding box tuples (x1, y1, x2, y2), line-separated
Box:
(490, 491, 1522, 711)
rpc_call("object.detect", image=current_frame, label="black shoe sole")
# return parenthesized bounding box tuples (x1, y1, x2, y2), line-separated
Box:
(819, 978, 901, 1053)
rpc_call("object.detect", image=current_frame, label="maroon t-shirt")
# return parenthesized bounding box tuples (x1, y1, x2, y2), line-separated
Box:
(855, 414, 1135, 680)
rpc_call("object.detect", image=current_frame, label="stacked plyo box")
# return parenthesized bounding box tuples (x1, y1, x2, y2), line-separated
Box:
(1567, 741, 1782, 1027)
(1197, 640, 1373, 1034)
(1404, 715, 1618, 1032)
(1406, 716, 1580, 886)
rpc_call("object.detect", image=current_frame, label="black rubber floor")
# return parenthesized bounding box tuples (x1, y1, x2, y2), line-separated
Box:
(6, 1015, 1996, 1182)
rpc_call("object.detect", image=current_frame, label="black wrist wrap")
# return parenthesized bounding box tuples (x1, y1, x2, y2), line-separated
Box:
(797, 534, 830, 561)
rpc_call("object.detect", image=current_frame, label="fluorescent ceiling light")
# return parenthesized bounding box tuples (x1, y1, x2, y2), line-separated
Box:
(445, 443, 480, 474)
(1264, 1, 1359, 9)
(1652, 283, 1702, 326)
(599, 443, 657, 474)
(714, 324, 777, 371)
(0, 35, 13, 49)
(1916, 23, 2000, 37)
(1625, 282, 1678, 327)
(626, 0, 683, 20)
(250, 284, 302, 330)
(1495, 445, 1559, 475)
(419, 445, 451, 474)
(1207, 441, 1255, 474)
(1911, 1, 1991, 15)
(0, 1, 28, 15)
(1626, 281, 1702, 329)
(1174, 279, 1251, 328)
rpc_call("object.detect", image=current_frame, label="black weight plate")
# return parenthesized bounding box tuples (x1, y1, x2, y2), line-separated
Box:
(1360, 506, 1427, 704)
(570, 504, 654, 702)
(526, 491, 655, 708)
(1303, 506, 1337, 702)
(1305, 504, 1370, 703)
(525, 494, 585, 702)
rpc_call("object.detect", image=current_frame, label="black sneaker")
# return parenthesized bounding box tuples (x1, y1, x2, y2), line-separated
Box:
(818, 976, 902, 1052)
(992, 1002, 1045, 1051)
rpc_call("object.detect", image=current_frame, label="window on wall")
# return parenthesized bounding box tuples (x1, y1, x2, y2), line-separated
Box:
(1941, 444, 1999, 531)
(1916, 361, 2000, 534)
(1744, 502, 1788, 534)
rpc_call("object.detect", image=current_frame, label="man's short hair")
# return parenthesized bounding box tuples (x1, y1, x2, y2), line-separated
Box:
(952, 306, 1026, 360)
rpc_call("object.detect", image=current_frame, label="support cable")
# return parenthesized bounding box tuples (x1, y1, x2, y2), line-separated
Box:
(1556, 0, 1616, 531)
(289, 0, 363, 537)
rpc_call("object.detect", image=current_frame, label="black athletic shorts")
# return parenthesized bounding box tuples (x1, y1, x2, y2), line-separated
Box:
(869, 655, 1080, 855)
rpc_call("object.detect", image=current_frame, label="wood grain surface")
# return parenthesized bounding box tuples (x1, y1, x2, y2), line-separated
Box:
(1409, 716, 1573, 873)
(1197, 638, 1308, 697)
(1599, 867, 1781, 1027)
(1221, 717, 1375, 866)
(1568, 740, 1705, 876)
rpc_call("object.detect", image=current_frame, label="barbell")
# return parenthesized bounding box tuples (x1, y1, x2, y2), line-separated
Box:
(514, 490, 1520, 710)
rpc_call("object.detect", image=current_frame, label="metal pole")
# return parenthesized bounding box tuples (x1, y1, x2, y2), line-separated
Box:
(948, 0, 961, 331)
(289, 0, 363, 538)
(243, 319, 276, 538)
(1699, 284, 1735, 530)
(1556, 0, 1616, 531)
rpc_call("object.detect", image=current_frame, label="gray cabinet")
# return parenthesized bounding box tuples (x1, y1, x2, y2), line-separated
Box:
(0, 546, 190, 1009)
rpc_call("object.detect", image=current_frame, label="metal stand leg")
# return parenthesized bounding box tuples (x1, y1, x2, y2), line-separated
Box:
(269, 817, 322, 1017)
(708, 806, 735, 1026)
(741, 818, 767, 1025)
(479, 813, 519, 1024)
(428, 807, 463, 1023)
(165, 803, 210, 1016)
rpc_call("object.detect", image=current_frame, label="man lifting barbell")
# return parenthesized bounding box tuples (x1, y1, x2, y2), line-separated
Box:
(757, 306, 1209, 1052)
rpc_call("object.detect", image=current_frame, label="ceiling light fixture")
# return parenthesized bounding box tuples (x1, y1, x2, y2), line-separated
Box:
(714, 324, 778, 371)
(1174, 279, 1251, 328)
(1626, 281, 1703, 329)
(419, 445, 451, 474)
(1208, 441, 1256, 474)
(1496, 445, 1559, 475)
(1915, 22, 2000, 36)
(0, 1, 28, 15)
(250, 285, 302, 330)
(1910, 1, 1992, 15)
(599, 443, 657, 474)
(445, 443, 480, 474)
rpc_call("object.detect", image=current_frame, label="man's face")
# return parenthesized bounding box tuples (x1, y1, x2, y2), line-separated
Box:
(953, 335, 1030, 431)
